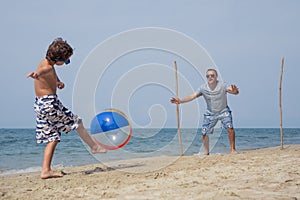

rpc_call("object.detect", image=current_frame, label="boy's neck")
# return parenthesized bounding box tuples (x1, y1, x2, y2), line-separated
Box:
(45, 58, 55, 66)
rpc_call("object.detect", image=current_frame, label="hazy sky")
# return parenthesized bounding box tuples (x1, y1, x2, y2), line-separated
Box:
(0, 0, 299, 128)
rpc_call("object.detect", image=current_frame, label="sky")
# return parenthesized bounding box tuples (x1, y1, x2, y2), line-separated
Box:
(0, 0, 299, 128)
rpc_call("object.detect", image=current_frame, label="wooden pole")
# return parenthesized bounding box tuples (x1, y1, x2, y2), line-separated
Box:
(279, 56, 284, 150)
(174, 61, 183, 156)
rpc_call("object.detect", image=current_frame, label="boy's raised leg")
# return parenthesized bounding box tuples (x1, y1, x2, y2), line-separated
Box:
(76, 122, 107, 153)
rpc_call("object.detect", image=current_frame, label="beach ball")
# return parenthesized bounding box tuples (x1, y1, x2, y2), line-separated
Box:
(90, 109, 132, 150)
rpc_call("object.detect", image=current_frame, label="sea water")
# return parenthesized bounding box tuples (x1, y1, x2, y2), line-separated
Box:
(0, 128, 299, 175)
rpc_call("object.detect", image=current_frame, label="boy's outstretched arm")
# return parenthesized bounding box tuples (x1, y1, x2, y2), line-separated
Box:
(26, 65, 53, 80)
(27, 72, 39, 79)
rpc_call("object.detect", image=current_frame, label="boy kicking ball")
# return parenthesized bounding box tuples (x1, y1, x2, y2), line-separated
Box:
(27, 38, 106, 179)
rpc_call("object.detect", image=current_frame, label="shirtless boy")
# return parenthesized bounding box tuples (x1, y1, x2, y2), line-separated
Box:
(27, 38, 106, 179)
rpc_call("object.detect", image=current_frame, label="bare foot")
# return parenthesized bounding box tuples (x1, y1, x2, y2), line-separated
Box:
(91, 138, 107, 153)
(40, 170, 64, 179)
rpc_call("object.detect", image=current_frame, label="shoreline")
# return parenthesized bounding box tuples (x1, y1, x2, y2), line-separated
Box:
(1, 145, 299, 199)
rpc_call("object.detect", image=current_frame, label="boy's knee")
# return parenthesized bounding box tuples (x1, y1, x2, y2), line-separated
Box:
(76, 119, 84, 130)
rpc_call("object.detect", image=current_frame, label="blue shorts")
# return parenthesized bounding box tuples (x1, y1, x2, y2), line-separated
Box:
(201, 108, 233, 135)
(34, 94, 81, 143)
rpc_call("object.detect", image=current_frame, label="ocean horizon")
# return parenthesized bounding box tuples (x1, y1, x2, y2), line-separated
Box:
(0, 128, 299, 176)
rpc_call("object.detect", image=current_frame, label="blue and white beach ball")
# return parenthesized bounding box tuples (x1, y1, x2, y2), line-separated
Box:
(90, 109, 132, 150)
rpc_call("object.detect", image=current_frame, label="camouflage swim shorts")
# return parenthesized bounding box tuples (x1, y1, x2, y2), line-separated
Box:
(34, 94, 81, 143)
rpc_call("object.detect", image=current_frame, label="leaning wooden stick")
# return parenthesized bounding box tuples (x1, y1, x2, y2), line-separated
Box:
(279, 56, 285, 150)
(174, 61, 183, 156)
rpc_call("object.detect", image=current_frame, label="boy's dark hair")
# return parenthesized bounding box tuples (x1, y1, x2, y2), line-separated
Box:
(46, 38, 73, 62)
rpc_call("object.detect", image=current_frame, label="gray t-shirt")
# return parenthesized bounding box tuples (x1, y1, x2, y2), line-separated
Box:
(196, 81, 231, 114)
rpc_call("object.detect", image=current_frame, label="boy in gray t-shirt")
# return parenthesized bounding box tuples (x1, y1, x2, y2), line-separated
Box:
(171, 69, 239, 155)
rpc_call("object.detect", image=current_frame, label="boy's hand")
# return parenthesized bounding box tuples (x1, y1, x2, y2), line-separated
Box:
(57, 82, 65, 89)
(27, 72, 39, 79)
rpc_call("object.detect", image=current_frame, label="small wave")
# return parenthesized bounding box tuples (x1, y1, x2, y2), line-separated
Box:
(0, 166, 42, 176)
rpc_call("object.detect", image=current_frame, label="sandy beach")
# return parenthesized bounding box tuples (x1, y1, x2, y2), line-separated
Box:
(1, 145, 299, 200)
